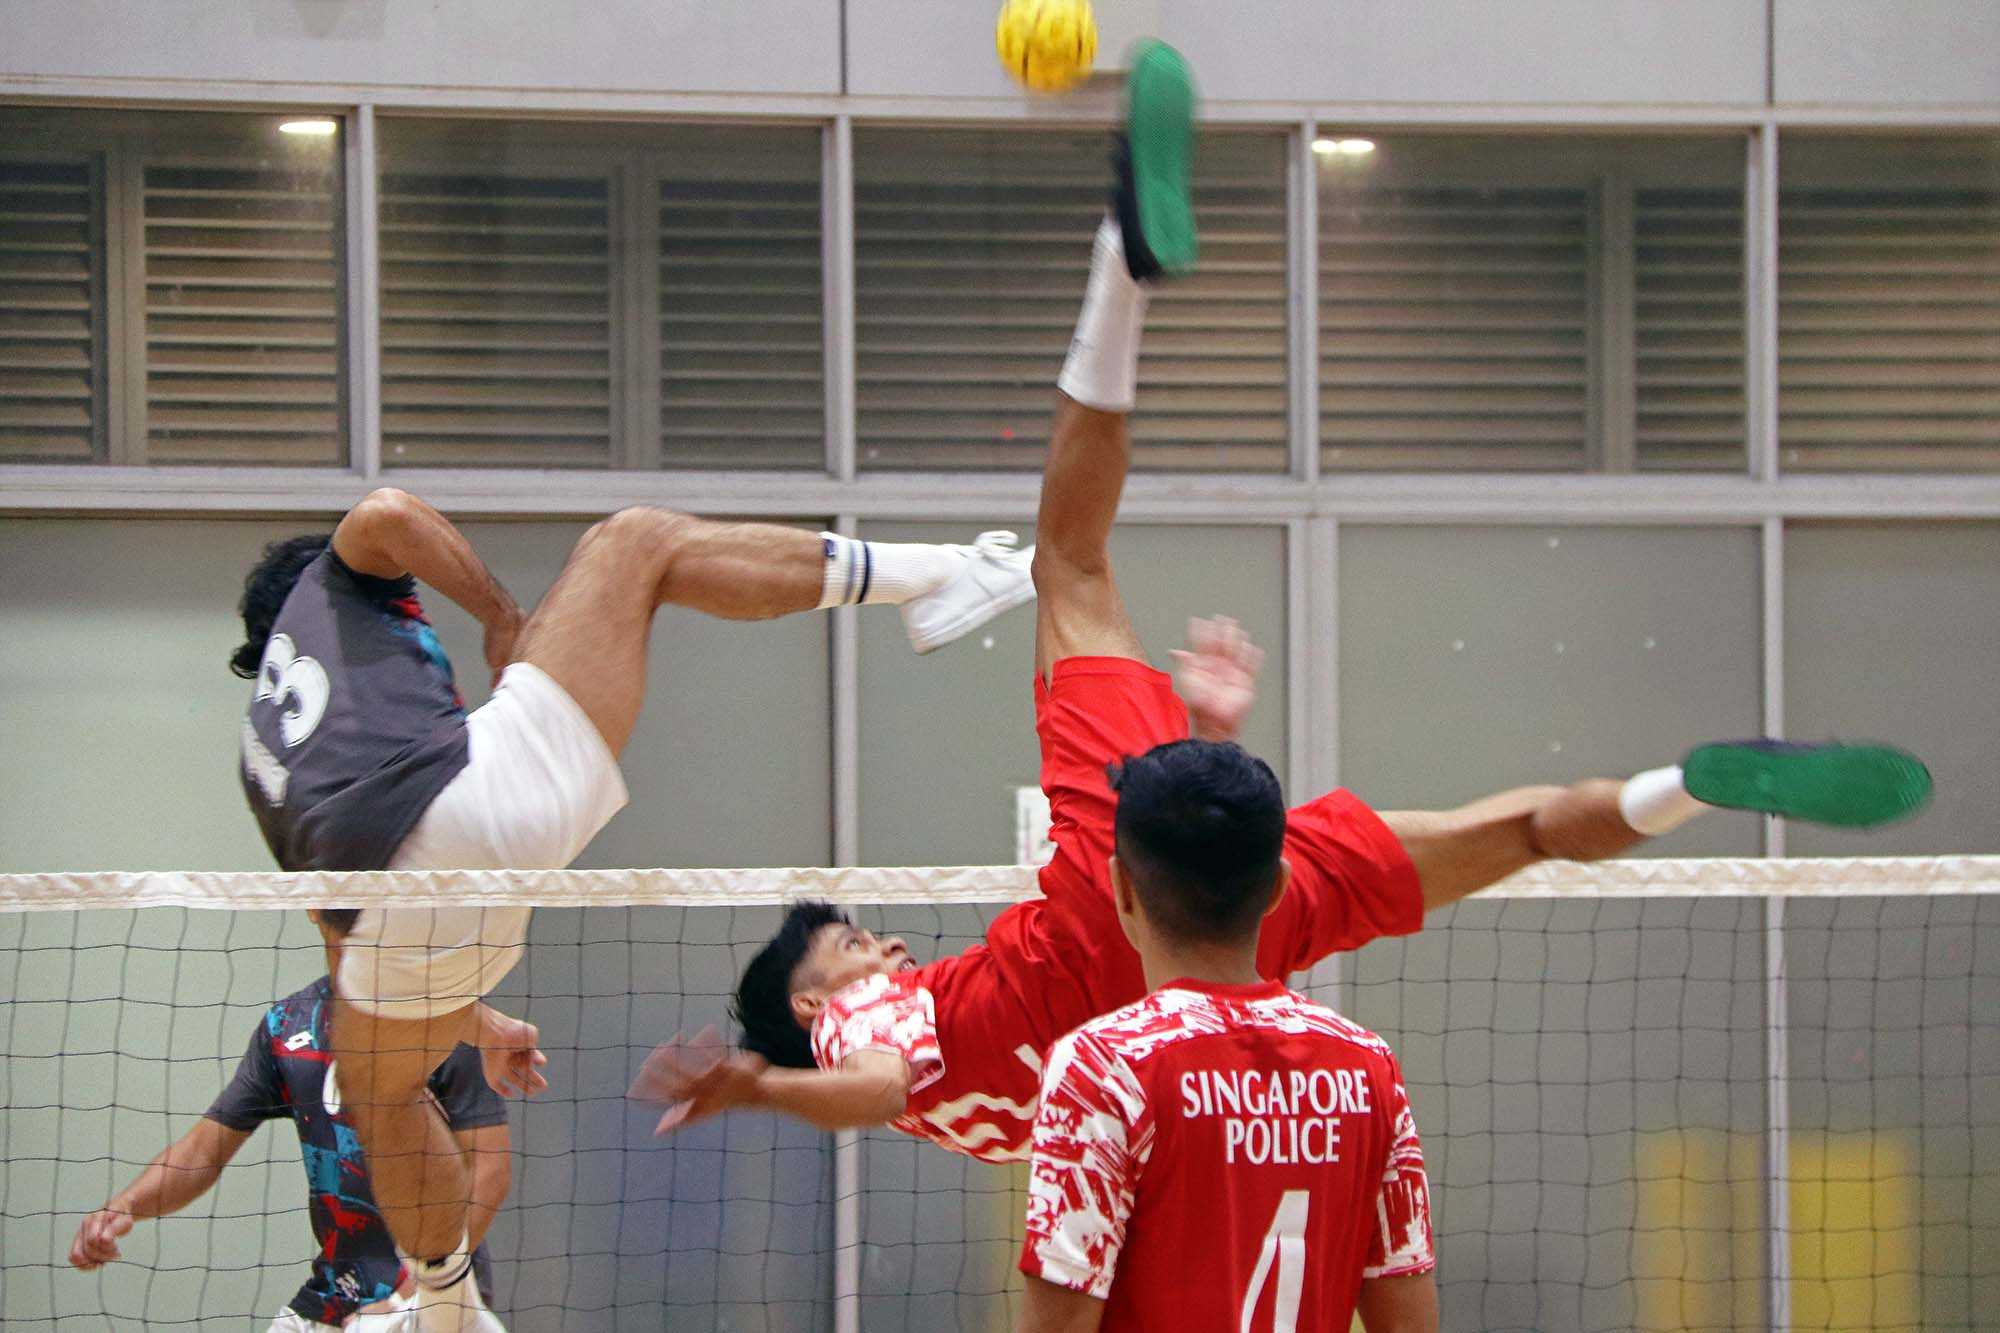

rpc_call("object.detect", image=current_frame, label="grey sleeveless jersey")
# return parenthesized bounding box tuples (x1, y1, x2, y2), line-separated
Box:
(239, 551, 470, 871)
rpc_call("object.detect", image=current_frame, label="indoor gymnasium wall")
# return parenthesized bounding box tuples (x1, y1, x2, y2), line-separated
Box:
(0, 0, 844, 97)
(0, 0, 1993, 109)
(849, 0, 1772, 105)
(854, 521, 1290, 867)
(0, 518, 834, 875)
(1, 0, 1996, 1328)
(1773, 0, 2000, 106)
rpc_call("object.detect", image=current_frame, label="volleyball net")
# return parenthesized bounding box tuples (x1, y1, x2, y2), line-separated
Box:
(2, 857, 1996, 1332)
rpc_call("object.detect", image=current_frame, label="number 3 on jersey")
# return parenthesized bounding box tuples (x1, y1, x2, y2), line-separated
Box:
(1240, 1189, 1310, 1333)
(255, 632, 330, 747)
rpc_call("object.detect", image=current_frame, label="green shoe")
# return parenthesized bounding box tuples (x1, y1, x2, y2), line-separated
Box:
(1114, 39, 1197, 278)
(1681, 740, 1933, 829)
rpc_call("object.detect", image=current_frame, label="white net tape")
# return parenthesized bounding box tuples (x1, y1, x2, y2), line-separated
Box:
(4, 853, 1999, 911)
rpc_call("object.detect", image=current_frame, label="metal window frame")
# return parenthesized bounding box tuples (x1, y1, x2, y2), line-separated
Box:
(825, 116, 858, 483)
(1589, 172, 1638, 473)
(6, 90, 1999, 1333)
(103, 133, 146, 464)
(616, 148, 659, 471)
(1761, 514, 1791, 1331)
(346, 106, 381, 479)
(830, 510, 862, 1333)
(1288, 120, 1320, 484)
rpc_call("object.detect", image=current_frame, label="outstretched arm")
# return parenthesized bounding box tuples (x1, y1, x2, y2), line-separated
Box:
(750, 1055, 910, 1132)
(69, 1117, 250, 1269)
(332, 487, 526, 683)
(632, 1029, 909, 1135)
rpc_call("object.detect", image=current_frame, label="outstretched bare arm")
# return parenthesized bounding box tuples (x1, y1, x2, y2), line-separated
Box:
(69, 1117, 250, 1270)
(632, 1029, 909, 1135)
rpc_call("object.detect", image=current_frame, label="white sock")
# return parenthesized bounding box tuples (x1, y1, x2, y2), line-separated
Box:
(816, 534, 964, 610)
(1618, 764, 1709, 836)
(1058, 217, 1151, 413)
(402, 1238, 473, 1292)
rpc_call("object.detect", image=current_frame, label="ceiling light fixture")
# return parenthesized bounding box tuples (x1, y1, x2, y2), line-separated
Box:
(278, 118, 339, 137)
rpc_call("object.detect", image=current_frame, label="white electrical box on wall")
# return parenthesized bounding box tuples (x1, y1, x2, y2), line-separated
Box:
(1015, 786, 1055, 867)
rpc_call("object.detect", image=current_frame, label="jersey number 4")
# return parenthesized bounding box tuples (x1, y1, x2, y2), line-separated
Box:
(1240, 1189, 1310, 1333)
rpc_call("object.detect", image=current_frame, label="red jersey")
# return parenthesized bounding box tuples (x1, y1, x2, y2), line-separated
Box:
(811, 659, 1424, 1164)
(1019, 979, 1435, 1332)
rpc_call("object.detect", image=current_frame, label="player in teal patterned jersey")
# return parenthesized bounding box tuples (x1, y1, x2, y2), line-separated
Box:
(69, 912, 511, 1331)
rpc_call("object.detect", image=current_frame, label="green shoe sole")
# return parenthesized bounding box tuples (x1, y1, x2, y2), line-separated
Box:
(1125, 40, 1197, 275)
(1682, 740, 1933, 829)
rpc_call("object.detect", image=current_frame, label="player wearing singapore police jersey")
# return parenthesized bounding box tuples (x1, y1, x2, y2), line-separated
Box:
(1016, 742, 1436, 1333)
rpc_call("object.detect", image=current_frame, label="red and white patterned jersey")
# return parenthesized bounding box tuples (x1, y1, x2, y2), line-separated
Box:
(811, 947, 1050, 1162)
(1019, 978, 1434, 1331)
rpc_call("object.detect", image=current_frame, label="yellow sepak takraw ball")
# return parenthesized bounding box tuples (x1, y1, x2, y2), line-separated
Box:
(995, 0, 1098, 94)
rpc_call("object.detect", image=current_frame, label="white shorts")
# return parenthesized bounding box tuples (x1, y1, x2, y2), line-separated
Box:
(270, 1292, 415, 1331)
(338, 662, 629, 1020)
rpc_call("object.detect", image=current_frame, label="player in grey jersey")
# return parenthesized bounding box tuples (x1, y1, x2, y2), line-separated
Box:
(230, 494, 1035, 1331)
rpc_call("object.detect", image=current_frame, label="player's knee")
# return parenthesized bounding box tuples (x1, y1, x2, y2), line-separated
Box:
(354, 485, 420, 522)
(587, 506, 699, 566)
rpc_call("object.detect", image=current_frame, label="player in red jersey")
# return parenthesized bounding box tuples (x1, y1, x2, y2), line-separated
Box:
(633, 41, 1930, 1165)
(1017, 740, 1437, 1333)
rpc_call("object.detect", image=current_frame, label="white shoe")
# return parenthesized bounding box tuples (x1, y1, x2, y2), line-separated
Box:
(900, 531, 1038, 654)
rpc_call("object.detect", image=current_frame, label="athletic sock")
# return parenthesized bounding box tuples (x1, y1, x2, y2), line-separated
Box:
(403, 1239, 474, 1292)
(816, 534, 964, 610)
(1618, 764, 1710, 836)
(1058, 216, 1151, 413)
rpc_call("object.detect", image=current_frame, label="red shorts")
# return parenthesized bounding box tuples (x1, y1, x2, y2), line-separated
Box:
(1004, 656, 1424, 1021)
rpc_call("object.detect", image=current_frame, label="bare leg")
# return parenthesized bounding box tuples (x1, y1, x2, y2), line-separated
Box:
(1033, 395, 1149, 677)
(515, 513, 824, 756)
(1381, 778, 1643, 911)
(330, 1000, 480, 1259)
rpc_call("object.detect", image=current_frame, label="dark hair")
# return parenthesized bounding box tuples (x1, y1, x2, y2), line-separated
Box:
(230, 533, 332, 679)
(733, 900, 852, 1068)
(315, 909, 361, 937)
(1109, 739, 1287, 944)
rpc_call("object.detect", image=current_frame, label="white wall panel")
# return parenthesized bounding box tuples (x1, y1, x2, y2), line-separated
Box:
(1166, 0, 1769, 107)
(1774, 0, 2000, 106)
(848, 0, 1768, 106)
(0, 0, 840, 96)
(845, 0, 1091, 102)
(1338, 524, 1765, 858)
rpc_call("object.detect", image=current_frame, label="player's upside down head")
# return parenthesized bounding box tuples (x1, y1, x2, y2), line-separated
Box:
(733, 901, 914, 1069)
(732, 737, 1288, 1071)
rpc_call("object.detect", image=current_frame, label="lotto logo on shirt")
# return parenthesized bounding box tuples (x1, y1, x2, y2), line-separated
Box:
(1180, 1066, 1373, 1165)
